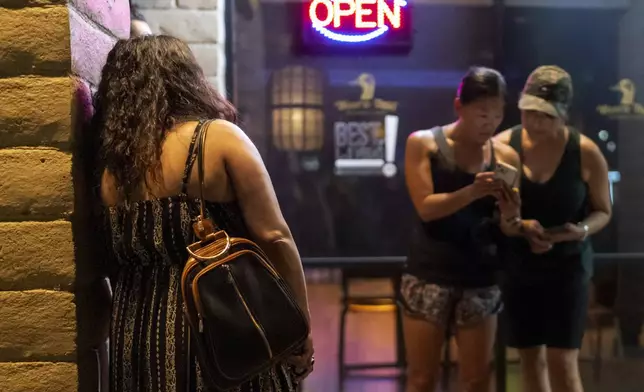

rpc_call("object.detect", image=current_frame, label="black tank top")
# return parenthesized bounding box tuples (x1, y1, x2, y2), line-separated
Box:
(405, 127, 501, 288)
(506, 125, 592, 280)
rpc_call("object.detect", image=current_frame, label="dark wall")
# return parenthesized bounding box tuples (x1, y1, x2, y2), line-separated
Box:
(617, 1, 644, 254)
(247, 4, 623, 258)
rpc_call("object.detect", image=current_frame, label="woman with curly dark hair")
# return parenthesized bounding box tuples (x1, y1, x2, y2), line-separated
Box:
(93, 35, 313, 392)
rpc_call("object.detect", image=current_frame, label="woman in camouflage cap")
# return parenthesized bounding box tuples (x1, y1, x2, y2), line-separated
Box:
(495, 66, 612, 392)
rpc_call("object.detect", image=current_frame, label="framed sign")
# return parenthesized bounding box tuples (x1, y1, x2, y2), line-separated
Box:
(596, 79, 644, 119)
(298, 0, 413, 54)
(332, 73, 399, 177)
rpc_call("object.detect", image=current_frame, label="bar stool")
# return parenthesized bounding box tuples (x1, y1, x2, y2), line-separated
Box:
(337, 268, 407, 390)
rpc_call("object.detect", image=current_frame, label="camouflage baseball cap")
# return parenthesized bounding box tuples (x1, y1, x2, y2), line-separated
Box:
(518, 65, 573, 119)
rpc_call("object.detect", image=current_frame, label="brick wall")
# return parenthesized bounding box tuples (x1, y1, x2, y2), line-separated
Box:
(134, 0, 227, 94)
(0, 1, 129, 391)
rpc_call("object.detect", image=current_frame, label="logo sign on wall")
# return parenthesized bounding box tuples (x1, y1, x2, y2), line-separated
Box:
(597, 79, 644, 119)
(333, 73, 399, 177)
(300, 0, 412, 54)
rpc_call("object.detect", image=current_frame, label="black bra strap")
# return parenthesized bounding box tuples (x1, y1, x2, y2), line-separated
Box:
(181, 120, 206, 195)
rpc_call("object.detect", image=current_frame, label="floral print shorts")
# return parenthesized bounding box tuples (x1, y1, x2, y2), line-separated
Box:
(400, 274, 503, 328)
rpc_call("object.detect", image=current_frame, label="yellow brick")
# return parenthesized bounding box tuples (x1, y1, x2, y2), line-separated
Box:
(0, 148, 72, 221)
(0, 7, 70, 78)
(0, 362, 77, 392)
(0, 290, 76, 361)
(0, 0, 66, 7)
(0, 221, 75, 291)
(0, 77, 73, 148)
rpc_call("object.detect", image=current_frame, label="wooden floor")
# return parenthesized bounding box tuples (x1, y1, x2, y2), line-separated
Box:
(299, 275, 644, 392)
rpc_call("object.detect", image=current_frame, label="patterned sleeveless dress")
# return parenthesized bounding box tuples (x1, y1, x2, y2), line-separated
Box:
(105, 126, 297, 392)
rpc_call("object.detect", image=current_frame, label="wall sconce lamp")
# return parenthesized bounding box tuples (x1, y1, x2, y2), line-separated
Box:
(270, 66, 325, 171)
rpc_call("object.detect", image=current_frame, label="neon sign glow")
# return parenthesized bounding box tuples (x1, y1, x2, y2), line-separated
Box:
(308, 0, 408, 43)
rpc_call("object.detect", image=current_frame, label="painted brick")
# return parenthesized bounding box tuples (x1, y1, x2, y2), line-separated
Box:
(70, 0, 131, 39)
(132, 0, 173, 9)
(71, 77, 94, 135)
(0, 221, 75, 291)
(141, 9, 222, 43)
(207, 75, 226, 96)
(0, 7, 71, 78)
(177, 0, 219, 10)
(0, 290, 76, 361)
(190, 43, 222, 76)
(69, 5, 117, 86)
(0, 148, 73, 221)
(0, 362, 77, 392)
(0, 77, 73, 148)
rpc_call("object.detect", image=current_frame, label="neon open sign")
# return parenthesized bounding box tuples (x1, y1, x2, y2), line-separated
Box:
(308, 0, 409, 43)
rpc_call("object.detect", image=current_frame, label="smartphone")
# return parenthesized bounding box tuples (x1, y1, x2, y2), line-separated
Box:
(494, 161, 518, 187)
(544, 225, 568, 235)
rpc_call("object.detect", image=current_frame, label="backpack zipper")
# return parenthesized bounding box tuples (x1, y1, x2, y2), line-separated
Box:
(223, 264, 273, 359)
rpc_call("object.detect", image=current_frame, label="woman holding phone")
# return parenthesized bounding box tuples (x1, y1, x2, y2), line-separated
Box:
(495, 66, 612, 392)
(402, 66, 539, 392)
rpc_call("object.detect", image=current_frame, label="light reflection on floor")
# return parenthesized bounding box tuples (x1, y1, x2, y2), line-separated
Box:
(299, 275, 644, 392)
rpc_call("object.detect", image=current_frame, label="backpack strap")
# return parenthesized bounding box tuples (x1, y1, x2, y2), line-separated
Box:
(192, 120, 217, 239)
(180, 120, 207, 195)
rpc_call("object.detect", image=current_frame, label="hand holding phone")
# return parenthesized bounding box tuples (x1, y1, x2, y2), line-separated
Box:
(469, 172, 502, 199)
(544, 223, 587, 243)
(494, 162, 520, 217)
(494, 161, 519, 187)
(523, 220, 552, 253)
(497, 182, 521, 217)
(544, 225, 568, 236)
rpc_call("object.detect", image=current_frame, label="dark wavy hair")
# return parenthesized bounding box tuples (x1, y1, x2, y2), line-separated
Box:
(92, 35, 237, 201)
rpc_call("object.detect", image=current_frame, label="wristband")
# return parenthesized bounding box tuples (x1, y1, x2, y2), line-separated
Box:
(577, 222, 589, 241)
(502, 215, 522, 226)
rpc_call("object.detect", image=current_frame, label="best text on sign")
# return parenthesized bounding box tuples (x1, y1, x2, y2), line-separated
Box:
(334, 121, 384, 160)
(308, 0, 408, 43)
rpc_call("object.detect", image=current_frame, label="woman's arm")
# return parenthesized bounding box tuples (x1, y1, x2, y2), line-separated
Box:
(494, 141, 524, 236)
(493, 132, 548, 244)
(212, 121, 311, 322)
(545, 135, 612, 244)
(580, 136, 612, 235)
(405, 131, 486, 222)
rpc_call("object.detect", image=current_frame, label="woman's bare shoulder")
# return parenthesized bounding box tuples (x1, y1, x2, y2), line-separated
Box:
(579, 133, 607, 171)
(407, 128, 439, 155)
(493, 129, 514, 145)
(204, 120, 260, 162)
(207, 120, 249, 143)
(492, 139, 520, 168)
